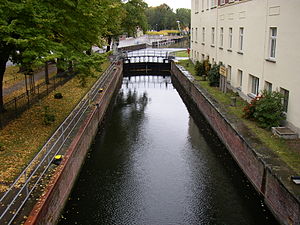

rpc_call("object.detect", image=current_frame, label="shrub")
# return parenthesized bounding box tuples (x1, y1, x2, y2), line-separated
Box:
(207, 63, 220, 86)
(54, 93, 63, 99)
(243, 96, 261, 119)
(43, 106, 55, 125)
(253, 90, 286, 129)
(194, 61, 205, 76)
(203, 59, 211, 75)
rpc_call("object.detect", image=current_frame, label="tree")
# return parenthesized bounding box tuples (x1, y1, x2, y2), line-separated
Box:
(0, 0, 113, 111)
(122, 0, 148, 37)
(175, 8, 191, 29)
(146, 4, 177, 31)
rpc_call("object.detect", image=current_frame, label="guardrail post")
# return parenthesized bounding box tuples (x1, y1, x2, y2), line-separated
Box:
(14, 98, 17, 117)
(26, 90, 30, 109)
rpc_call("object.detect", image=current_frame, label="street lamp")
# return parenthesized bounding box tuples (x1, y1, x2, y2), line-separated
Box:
(176, 21, 181, 34)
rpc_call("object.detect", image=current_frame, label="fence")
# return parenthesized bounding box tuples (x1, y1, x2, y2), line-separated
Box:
(0, 71, 74, 128)
(0, 59, 119, 225)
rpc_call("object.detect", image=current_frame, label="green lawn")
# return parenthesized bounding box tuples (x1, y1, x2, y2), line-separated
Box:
(178, 59, 300, 174)
(174, 50, 189, 57)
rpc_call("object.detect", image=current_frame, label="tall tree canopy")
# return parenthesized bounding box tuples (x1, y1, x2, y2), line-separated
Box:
(0, 0, 148, 111)
(145, 4, 190, 31)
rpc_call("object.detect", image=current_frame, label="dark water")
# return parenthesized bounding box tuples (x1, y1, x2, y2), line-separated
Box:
(59, 76, 278, 225)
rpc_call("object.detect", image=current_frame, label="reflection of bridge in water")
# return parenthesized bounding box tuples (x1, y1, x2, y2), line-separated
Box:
(122, 50, 172, 76)
(124, 75, 172, 90)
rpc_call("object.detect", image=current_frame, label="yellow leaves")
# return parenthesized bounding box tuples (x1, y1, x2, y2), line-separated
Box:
(0, 62, 109, 187)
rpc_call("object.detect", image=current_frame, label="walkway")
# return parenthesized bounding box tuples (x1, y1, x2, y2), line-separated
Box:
(3, 64, 57, 97)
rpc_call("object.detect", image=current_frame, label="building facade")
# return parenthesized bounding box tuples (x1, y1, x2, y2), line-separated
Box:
(191, 0, 300, 134)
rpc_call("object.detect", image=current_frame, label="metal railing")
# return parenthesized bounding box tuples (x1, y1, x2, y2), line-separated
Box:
(123, 50, 171, 63)
(0, 71, 74, 128)
(0, 59, 119, 224)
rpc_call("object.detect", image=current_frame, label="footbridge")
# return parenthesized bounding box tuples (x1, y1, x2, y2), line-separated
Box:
(122, 50, 173, 76)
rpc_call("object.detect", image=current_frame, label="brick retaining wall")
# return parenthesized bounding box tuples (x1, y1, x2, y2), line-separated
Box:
(171, 62, 300, 225)
(25, 64, 123, 225)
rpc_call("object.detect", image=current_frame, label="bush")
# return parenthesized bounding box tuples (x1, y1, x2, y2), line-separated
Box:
(253, 90, 286, 129)
(203, 59, 211, 75)
(194, 61, 205, 76)
(54, 93, 63, 99)
(43, 106, 55, 125)
(243, 90, 285, 129)
(207, 63, 220, 86)
(243, 96, 261, 119)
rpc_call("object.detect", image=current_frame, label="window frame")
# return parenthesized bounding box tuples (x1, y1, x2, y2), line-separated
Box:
(239, 27, 244, 52)
(280, 87, 289, 112)
(269, 27, 277, 60)
(250, 75, 259, 96)
(229, 27, 233, 49)
(220, 27, 224, 47)
(211, 27, 215, 45)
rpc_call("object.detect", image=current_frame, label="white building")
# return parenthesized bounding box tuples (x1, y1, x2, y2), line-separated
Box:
(191, 0, 300, 134)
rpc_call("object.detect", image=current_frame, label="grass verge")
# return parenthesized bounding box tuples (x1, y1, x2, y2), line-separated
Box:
(0, 60, 110, 192)
(174, 50, 188, 57)
(178, 59, 300, 174)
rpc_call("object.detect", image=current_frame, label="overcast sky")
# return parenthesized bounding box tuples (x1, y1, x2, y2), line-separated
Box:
(144, 0, 191, 10)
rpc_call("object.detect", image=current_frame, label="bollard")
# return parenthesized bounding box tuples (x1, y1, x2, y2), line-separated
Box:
(230, 97, 237, 107)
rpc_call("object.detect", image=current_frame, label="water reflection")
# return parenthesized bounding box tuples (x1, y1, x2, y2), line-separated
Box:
(58, 76, 278, 225)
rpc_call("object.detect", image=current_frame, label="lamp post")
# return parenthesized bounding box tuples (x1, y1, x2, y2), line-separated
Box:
(176, 21, 181, 35)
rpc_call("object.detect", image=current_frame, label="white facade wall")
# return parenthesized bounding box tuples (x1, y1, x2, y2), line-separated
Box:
(191, 0, 300, 134)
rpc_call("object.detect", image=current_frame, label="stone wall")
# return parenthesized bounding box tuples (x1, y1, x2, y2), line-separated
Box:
(171, 62, 300, 225)
(25, 64, 123, 225)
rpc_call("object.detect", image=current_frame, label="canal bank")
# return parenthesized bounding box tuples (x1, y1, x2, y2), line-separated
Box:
(171, 62, 300, 225)
(58, 75, 278, 225)
(24, 62, 123, 225)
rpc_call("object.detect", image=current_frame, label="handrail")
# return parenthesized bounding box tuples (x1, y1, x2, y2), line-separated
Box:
(0, 58, 119, 224)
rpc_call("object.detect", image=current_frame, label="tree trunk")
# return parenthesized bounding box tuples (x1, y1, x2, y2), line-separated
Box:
(106, 36, 112, 52)
(0, 45, 10, 113)
(45, 62, 49, 84)
(0, 62, 6, 113)
(57, 58, 65, 75)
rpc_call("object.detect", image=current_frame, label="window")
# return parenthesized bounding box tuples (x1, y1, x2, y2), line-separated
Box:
(196, 0, 199, 13)
(264, 81, 272, 92)
(227, 65, 232, 82)
(229, 28, 233, 49)
(197, 52, 200, 60)
(220, 27, 224, 47)
(201, 54, 205, 61)
(238, 70, 243, 89)
(280, 88, 289, 112)
(250, 75, 259, 95)
(202, 0, 204, 10)
(207, 0, 209, 9)
(269, 27, 277, 59)
(211, 0, 217, 7)
(211, 27, 215, 45)
(202, 27, 205, 43)
(229, 0, 235, 2)
(220, 0, 225, 5)
(239, 27, 244, 52)
(195, 28, 198, 42)
(192, 28, 194, 41)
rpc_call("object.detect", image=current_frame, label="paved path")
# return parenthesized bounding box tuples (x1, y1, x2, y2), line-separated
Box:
(3, 64, 57, 97)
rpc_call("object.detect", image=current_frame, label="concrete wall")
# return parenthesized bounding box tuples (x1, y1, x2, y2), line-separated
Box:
(171, 62, 300, 225)
(24, 64, 123, 225)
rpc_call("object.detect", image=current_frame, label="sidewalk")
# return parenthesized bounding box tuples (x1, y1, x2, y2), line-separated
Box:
(3, 64, 57, 97)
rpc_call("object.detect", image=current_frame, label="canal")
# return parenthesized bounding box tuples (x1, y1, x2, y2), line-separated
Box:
(58, 75, 278, 225)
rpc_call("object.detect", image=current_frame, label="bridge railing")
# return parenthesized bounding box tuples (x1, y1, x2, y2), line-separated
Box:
(0, 58, 120, 225)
